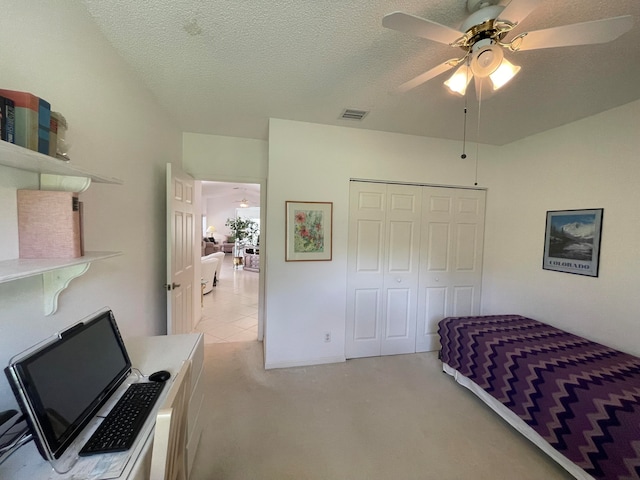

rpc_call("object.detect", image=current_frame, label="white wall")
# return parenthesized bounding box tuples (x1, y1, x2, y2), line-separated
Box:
(0, 2, 181, 411)
(185, 106, 640, 369)
(182, 133, 268, 182)
(265, 119, 495, 368)
(481, 100, 640, 356)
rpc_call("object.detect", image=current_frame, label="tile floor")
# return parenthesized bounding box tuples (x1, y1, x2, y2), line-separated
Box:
(193, 254, 259, 344)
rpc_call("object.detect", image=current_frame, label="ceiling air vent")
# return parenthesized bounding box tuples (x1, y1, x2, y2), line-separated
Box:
(340, 109, 369, 121)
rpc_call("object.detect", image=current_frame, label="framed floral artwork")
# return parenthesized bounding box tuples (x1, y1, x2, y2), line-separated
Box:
(285, 201, 333, 261)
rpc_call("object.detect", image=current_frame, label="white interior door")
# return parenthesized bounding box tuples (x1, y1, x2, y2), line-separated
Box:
(346, 182, 386, 358)
(381, 184, 421, 356)
(346, 182, 422, 358)
(166, 163, 195, 335)
(415, 187, 486, 352)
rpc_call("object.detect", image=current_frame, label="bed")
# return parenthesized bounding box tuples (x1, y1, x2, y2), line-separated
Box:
(438, 314, 640, 480)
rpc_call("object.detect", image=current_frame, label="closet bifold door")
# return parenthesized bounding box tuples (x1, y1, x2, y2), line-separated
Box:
(415, 187, 486, 353)
(346, 182, 386, 359)
(346, 182, 422, 359)
(380, 183, 421, 356)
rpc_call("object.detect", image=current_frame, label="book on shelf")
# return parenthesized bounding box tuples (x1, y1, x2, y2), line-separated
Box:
(17, 190, 83, 259)
(0, 89, 39, 151)
(37, 97, 51, 155)
(49, 111, 59, 157)
(0, 96, 15, 143)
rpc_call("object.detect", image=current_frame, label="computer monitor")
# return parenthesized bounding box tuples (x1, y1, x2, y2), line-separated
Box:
(4, 308, 131, 473)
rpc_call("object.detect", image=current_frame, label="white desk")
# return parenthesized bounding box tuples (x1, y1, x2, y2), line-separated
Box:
(0, 333, 204, 480)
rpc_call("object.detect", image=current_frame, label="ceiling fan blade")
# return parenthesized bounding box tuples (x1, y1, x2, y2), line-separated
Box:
(498, 0, 543, 26)
(383, 11, 463, 45)
(516, 15, 634, 51)
(395, 59, 459, 94)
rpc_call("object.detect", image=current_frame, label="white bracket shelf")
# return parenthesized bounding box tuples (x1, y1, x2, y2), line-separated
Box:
(0, 141, 123, 184)
(0, 141, 123, 315)
(0, 251, 122, 315)
(43, 263, 90, 316)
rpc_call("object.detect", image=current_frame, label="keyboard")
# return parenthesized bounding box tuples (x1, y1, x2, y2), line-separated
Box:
(79, 381, 165, 456)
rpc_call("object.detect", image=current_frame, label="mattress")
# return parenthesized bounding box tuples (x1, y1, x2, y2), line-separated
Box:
(438, 314, 640, 480)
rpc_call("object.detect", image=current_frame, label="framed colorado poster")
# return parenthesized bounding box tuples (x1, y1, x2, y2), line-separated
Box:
(543, 208, 603, 277)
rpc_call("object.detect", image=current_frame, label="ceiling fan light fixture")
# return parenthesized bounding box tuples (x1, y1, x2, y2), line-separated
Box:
(470, 40, 503, 78)
(444, 63, 472, 96)
(489, 58, 521, 90)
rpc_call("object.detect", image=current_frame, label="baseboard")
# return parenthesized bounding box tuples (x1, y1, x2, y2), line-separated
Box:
(265, 355, 346, 370)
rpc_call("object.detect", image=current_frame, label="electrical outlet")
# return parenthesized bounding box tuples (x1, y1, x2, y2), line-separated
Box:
(324, 332, 331, 343)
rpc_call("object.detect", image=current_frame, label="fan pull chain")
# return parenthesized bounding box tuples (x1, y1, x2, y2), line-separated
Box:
(460, 58, 471, 161)
(461, 102, 468, 160)
(474, 82, 482, 186)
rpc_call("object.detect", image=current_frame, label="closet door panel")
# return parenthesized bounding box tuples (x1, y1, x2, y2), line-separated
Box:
(385, 289, 411, 338)
(455, 224, 479, 271)
(353, 289, 381, 340)
(381, 184, 421, 356)
(425, 222, 450, 272)
(346, 183, 386, 358)
(420, 286, 447, 352)
(355, 220, 384, 273)
(388, 220, 414, 271)
(453, 286, 474, 316)
(416, 187, 486, 353)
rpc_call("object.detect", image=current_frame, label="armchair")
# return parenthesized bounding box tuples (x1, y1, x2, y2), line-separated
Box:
(201, 252, 224, 294)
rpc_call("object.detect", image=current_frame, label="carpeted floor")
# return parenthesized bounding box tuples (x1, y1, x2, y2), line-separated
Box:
(189, 341, 575, 480)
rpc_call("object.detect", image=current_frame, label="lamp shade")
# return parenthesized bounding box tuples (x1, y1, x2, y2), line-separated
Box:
(444, 63, 472, 96)
(489, 58, 521, 90)
(206, 226, 216, 236)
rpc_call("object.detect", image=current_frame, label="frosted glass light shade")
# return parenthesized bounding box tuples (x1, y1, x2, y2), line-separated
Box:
(489, 59, 521, 90)
(444, 64, 472, 96)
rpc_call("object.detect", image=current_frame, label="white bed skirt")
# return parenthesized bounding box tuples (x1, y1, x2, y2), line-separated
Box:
(442, 362, 594, 480)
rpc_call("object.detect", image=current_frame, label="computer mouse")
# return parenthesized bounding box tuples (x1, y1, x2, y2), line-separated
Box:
(149, 370, 171, 382)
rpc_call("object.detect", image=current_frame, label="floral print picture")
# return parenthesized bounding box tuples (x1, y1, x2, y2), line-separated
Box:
(286, 201, 333, 261)
(294, 209, 324, 253)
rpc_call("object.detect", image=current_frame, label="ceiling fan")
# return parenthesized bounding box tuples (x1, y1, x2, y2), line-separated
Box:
(233, 188, 251, 208)
(234, 196, 250, 208)
(383, 0, 634, 97)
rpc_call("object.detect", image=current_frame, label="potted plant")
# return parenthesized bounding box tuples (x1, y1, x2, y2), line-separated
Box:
(225, 217, 259, 245)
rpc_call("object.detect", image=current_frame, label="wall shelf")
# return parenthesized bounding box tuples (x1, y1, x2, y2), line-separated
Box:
(0, 141, 123, 185)
(1, 140, 123, 315)
(0, 251, 122, 284)
(0, 252, 123, 315)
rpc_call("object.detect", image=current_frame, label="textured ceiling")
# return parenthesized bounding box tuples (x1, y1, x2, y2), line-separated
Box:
(78, 0, 640, 145)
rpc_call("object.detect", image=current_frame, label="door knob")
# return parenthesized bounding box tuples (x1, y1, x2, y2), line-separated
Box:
(396, 278, 402, 283)
(164, 282, 181, 291)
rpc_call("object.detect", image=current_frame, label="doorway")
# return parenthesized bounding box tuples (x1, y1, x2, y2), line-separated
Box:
(196, 180, 263, 344)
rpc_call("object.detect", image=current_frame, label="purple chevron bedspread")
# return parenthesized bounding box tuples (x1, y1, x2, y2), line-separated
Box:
(438, 314, 640, 480)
